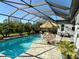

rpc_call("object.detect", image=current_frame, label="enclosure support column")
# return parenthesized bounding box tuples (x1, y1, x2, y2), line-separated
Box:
(74, 11, 79, 49)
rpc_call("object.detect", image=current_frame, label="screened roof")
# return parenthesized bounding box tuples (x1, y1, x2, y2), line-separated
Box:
(0, 0, 78, 24)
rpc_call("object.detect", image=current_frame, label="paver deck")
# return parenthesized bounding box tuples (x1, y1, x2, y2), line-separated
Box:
(0, 35, 70, 59)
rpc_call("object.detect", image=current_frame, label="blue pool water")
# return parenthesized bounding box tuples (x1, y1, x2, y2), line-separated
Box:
(0, 34, 41, 59)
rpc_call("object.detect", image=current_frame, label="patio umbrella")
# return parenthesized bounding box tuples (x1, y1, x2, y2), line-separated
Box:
(40, 21, 58, 29)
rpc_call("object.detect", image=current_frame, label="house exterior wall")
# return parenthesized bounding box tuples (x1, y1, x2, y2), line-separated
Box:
(57, 24, 74, 35)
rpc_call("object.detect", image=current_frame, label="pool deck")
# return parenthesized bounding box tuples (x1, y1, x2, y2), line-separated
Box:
(0, 35, 72, 59)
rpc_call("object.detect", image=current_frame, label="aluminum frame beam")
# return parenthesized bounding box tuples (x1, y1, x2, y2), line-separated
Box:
(55, 20, 72, 24)
(21, 0, 55, 21)
(0, 13, 43, 22)
(45, 0, 70, 10)
(0, 13, 28, 20)
(2, 2, 44, 21)
(70, 0, 79, 21)
(4, 1, 47, 10)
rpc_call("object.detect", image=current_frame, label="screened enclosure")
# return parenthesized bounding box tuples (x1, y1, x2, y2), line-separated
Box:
(0, 0, 79, 24)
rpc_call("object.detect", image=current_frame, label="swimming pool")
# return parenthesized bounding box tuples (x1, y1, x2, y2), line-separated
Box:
(0, 34, 42, 59)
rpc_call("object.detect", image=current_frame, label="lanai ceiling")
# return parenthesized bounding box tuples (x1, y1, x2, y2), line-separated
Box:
(0, 0, 79, 24)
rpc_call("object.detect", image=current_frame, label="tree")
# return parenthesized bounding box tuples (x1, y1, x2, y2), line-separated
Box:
(0, 24, 4, 37)
(3, 18, 23, 33)
(32, 22, 41, 33)
(0, 18, 42, 36)
(0, 23, 10, 37)
(16, 23, 24, 33)
(24, 23, 32, 32)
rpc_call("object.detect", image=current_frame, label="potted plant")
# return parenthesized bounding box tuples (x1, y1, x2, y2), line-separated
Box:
(57, 40, 78, 59)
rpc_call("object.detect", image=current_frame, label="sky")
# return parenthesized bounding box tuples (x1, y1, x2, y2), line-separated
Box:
(0, 0, 72, 23)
